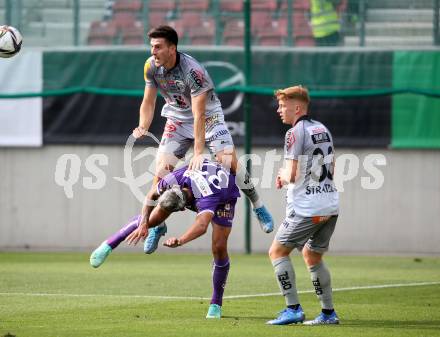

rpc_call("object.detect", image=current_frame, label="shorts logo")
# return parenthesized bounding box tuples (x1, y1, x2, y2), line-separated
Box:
(205, 114, 222, 132)
(206, 129, 229, 142)
(216, 209, 233, 218)
(164, 122, 177, 133)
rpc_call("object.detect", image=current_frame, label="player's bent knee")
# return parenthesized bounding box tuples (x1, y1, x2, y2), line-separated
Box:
(302, 246, 322, 266)
(268, 241, 290, 261)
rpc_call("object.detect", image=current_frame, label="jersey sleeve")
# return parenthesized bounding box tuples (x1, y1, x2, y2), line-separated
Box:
(284, 124, 305, 160)
(186, 61, 213, 97)
(144, 57, 157, 88)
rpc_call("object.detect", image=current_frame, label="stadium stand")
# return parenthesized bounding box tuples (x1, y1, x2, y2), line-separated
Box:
(88, 20, 117, 45)
(179, 0, 210, 12)
(0, 0, 435, 47)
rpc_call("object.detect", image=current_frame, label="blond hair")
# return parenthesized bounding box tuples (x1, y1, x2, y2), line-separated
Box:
(275, 85, 310, 105)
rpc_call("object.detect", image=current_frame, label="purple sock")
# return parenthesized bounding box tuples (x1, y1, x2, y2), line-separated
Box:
(211, 258, 230, 306)
(106, 215, 141, 249)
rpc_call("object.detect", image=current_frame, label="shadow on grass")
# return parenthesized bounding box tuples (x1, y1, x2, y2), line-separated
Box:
(222, 315, 274, 321)
(339, 320, 440, 330)
(219, 316, 440, 330)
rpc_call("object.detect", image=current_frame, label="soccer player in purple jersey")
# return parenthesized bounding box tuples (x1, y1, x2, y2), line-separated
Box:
(90, 160, 240, 319)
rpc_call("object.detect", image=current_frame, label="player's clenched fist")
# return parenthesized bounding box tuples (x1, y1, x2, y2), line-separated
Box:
(163, 237, 181, 248)
(133, 126, 147, 139)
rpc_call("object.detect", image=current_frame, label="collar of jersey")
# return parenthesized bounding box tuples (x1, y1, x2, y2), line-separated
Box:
(163, 52, 181, 74)
(294, 115, 312, 126)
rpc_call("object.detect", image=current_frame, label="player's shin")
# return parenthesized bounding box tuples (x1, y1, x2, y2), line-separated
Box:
(308, 261, 334, 310)
(211, 257, 230, 306)
(106, 215, 141, 249)
(235, 167, 262, 208)
(272, 256, 300, 306)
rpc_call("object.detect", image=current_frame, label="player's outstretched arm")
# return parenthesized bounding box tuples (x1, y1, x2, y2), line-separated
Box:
(188, 92, 207, 171)
(133, 86, 157, 139)
(164, 211, 213, 248)
(126, 190, 160, 245)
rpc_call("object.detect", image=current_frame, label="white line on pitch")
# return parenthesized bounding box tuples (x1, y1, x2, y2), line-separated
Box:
(0, 281, 439, 301)
(223, 281, 440, 299)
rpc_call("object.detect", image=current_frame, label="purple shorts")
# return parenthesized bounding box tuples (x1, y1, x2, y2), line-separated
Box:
(211, 199, 237, 227)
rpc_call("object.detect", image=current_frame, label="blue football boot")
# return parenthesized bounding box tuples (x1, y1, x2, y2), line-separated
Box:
(90, 242, 112, 268)
(266, 306, 305, 325)
(303, 311, 339, 325)
(253, 205, 274, 233)
(144, 223, 167, 254)
(206, 304, 221, 319)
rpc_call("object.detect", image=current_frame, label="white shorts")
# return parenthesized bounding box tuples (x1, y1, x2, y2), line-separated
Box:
(158, 113, 234, 159)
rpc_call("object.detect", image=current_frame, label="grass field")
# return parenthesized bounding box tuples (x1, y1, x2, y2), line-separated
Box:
(0, 252, 439, 337)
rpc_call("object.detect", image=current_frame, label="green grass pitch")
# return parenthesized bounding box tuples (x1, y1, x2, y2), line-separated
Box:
(0, 252, 439, 337)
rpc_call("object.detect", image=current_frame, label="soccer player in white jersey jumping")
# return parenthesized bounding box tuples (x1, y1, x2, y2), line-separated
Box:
(129, 25, 273, 249)
(266, 86, 340, 325)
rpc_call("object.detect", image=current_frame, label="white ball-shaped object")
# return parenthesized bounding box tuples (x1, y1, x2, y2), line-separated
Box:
(0, 25, 23, 58)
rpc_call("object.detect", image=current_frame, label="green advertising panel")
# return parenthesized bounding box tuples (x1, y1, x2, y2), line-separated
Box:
(392, 51, 440, 148)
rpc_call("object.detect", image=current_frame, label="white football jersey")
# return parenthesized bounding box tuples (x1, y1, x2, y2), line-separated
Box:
(284, 116, 339, 217)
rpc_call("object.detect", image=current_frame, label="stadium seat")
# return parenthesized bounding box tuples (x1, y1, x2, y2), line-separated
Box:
(112, 12, 139, 29)
(187, 18, 215, 45)
(149, 0, 176, 11)
(167, 19, 186, 40)
(87, 21, 117, 45)
(251, 11, 273, 34)
(179, 0, 210, 12)
(222, 19, 244, 46)
(252, 0, 277, 11)
(220, 0, 243, 12)
(113, 0, 142, 13)
(148, 11, 171, 29)
(280, 0, 310, 10)
(256, 20, 287, 46)
(276, 12, 315, 47)
(121, 21, 145, 45)
(179, 11, 203, 30)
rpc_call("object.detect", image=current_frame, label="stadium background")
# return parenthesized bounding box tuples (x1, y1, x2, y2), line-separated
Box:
(0, 0, 439, 255)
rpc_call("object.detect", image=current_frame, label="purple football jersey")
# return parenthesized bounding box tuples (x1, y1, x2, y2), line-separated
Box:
(157, 160, 240, 217)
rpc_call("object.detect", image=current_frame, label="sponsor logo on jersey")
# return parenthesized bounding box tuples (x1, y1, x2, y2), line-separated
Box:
(189, 68, 204, 88)
(158, 78, 168, 88)
(310, 127, 326, 134)
(175, 80, 186, 92)
(286, 130, 296, 149)
(184, 170, 213, 197)
(311, 132, 330, 144)
(305, 183, 337, 195)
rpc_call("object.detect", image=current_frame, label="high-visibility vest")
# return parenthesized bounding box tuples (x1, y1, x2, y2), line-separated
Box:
(310, 0, 341, 38)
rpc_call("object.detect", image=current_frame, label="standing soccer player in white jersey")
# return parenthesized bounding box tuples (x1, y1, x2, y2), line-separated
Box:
(129, 25, 273, 250)
(266, 86, 340, 326)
